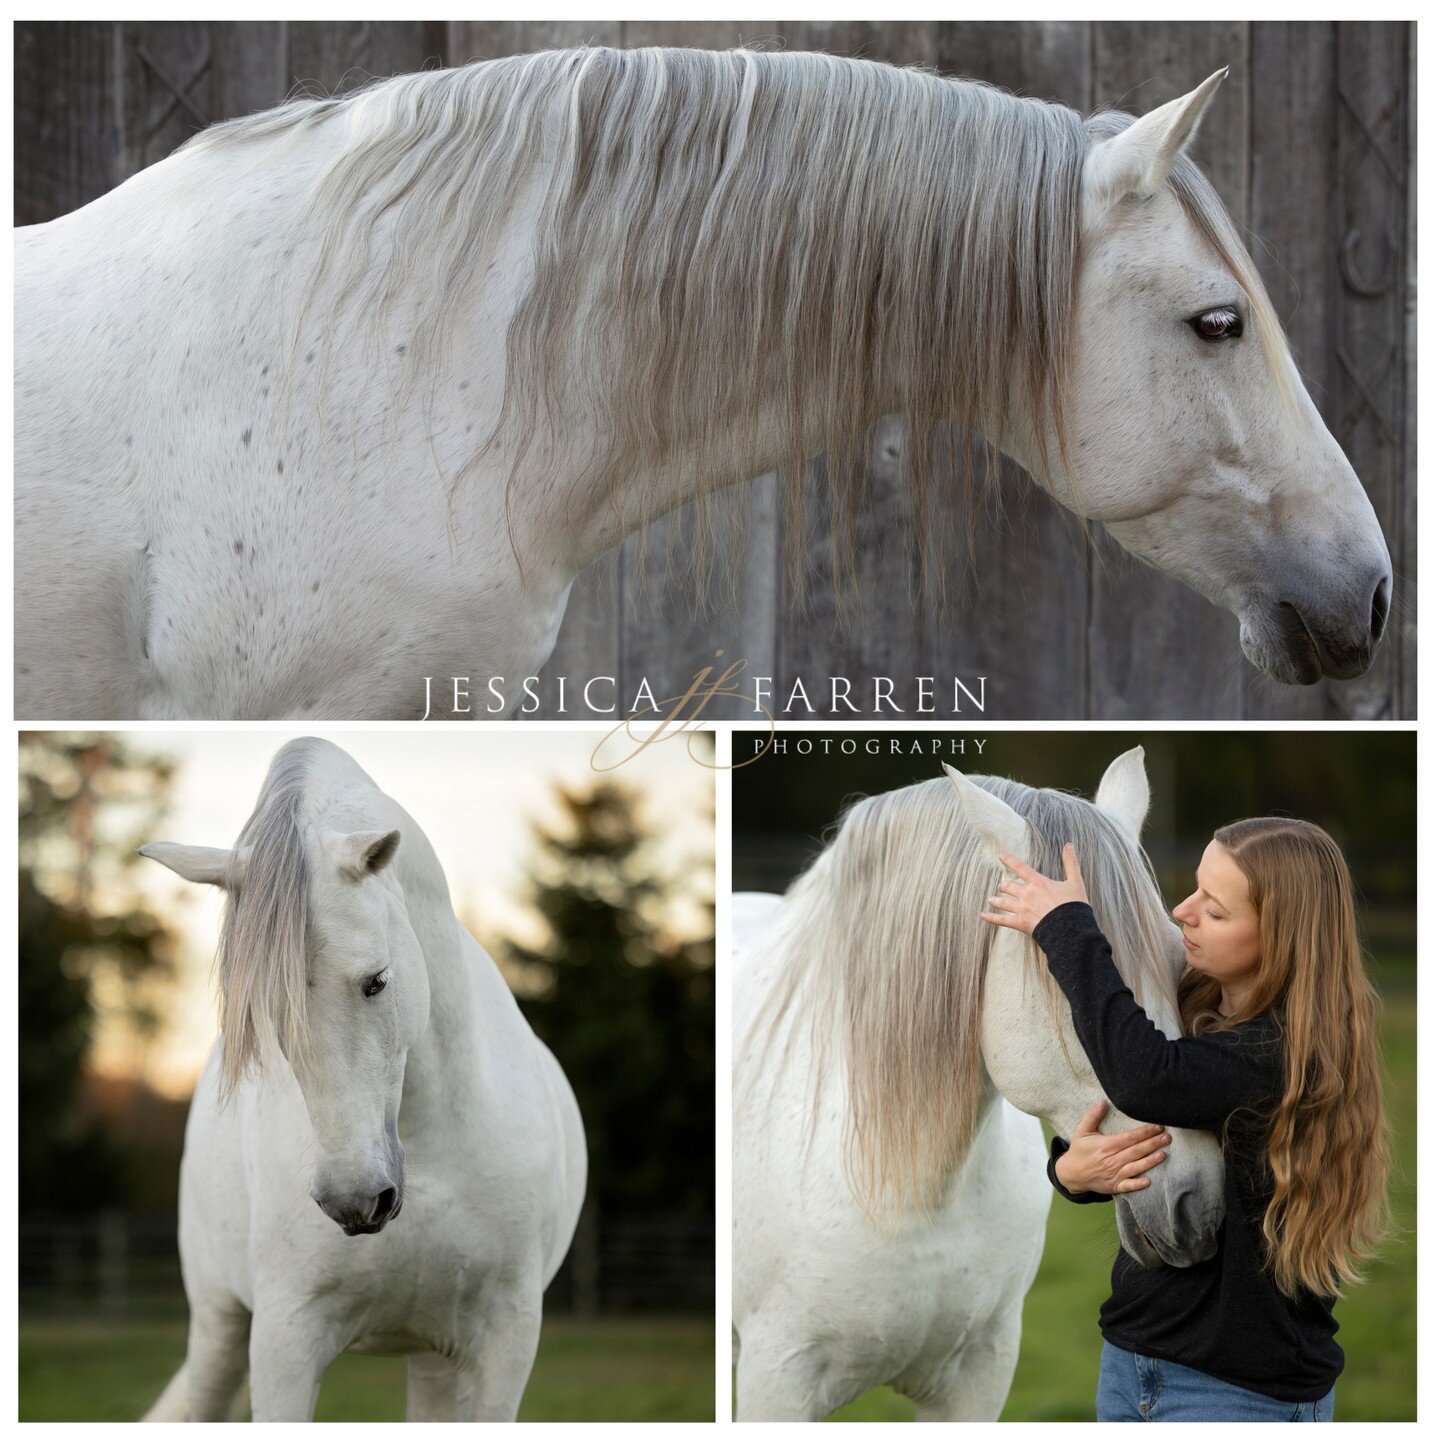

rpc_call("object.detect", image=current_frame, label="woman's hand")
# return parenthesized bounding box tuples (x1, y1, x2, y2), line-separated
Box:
(1056, 1100, 1172, 1197)
(980, 842, 1089, 937)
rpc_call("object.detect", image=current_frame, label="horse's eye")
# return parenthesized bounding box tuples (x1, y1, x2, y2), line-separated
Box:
(1191, 306, 1243, 342)
(362, 972, 388, 999)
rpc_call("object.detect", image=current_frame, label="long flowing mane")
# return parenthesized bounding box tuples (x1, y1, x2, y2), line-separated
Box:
(743, 774, 1179, 1216)
(186, 46, 1290, 588)
(215, 739, 322, 1090)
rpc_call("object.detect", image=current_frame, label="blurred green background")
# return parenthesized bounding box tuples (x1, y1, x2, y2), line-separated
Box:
(734, 730, 1415, 1421)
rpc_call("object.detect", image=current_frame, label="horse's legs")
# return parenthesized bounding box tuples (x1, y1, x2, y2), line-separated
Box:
(734, 1341, 831, 1421)
(914, 1306, 1024, 1423)
(185, 1299, 251, 1421)
(459, 1288, 545, 1422)
(406, 1352, 461, 1422)
(247, 1306, 341, 1421)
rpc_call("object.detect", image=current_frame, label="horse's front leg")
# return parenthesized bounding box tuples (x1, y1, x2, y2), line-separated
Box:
(914, 1305, 1023, 1423)
(406, 1352, 461, 1422)
(247, 1301, 343, 1421)
(456, 1286, 545, 1422)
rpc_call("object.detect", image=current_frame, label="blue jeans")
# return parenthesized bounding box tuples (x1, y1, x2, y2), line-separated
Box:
(1097, 1340, 1335, 1421)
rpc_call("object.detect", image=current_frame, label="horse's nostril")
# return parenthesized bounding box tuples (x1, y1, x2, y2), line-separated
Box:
(1370, 575, 1391, 644)
(372, 1186, 399, 1223)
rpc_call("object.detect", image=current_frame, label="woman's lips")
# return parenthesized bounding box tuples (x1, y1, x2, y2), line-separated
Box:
(1182, 933, 1200, 952)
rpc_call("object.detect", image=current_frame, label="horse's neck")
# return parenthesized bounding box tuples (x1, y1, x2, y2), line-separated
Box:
(398, 890, 524, 1137)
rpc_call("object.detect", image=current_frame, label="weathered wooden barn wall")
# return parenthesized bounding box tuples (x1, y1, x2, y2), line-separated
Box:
(14, 21, 1416, 719)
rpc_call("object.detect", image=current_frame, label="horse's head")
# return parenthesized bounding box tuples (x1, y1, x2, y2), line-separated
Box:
(944, 749, 1225, 1269)
(1026, 71, 1391, 685)
(143, 791, 428, 1238)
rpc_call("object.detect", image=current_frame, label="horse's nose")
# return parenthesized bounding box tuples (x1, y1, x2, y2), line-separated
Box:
(1171, 1186, 1221, 1265)
(311, 1181, 403, 1235)
(1293, 562, 1391, 680)
(1370, 572, 1391, 646)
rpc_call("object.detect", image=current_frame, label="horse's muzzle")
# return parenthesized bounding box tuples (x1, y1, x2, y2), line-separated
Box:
(312, 1181, 404, 1236)
(1241, 569, 1391, 685)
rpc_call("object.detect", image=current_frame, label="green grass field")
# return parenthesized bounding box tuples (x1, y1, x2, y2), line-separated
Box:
(827, 959, 1417, 1421)
(19, 1315, 714, 1422)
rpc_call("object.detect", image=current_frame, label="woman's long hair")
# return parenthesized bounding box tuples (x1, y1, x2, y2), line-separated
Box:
(1177, 817, 1390, 1298)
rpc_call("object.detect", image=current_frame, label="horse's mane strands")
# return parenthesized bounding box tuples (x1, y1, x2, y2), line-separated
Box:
(186, 49, 1297, 590)
(740, 774, 1179, 1220)
(215, 740, 320, 1092)
(186, 47, 1087, 592)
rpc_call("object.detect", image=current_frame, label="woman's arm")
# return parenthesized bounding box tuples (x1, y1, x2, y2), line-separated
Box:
(1048, 1099, 1171, 1204)
(1029, 901, 1278, 1127)
(980, 849, 1279, 1128)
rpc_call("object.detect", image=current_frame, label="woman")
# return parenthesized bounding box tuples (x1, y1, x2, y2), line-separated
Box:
(981, 817, 1388, 1422)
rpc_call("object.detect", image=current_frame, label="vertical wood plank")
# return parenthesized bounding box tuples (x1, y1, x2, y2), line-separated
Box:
(1087, 22, 1251, 718)
(613, 21, 782, 716)
(1243, 22, 1335, 719)
(449, 21, 621, 63)
(449, 21, 628, 716)
(1399, 23, 1417, 720)
(771, 21, 938, 720)
(1330, 22, 1408, 719)
(285, 21, 441, 98)
(211, 21, 288, 119)
(14, 22, 121, 225)
(926, 22, 1094, 719)
(118, 23, 214, 178)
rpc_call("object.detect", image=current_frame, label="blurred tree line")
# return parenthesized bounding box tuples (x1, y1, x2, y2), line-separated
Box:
(732, 731, 1415, 940)
(19, 734, 180, 1214)
(499, 778, 715, 1223)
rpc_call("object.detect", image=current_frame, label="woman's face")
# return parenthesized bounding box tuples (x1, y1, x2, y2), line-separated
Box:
(1172, 840, 1263, 989)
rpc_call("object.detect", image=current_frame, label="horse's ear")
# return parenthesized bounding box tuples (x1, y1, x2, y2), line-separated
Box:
(1084, 68, 1228, 209)
(325, 828, 401, 881)
(941, 764, 1030, 862)
(139, 842, 242, 888)
(1094, 746, 1149, 843)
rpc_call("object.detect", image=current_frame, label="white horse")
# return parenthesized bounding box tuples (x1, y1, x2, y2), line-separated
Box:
(732, 748, 1225, 1421)
(16, 49, 1390, 719)
(138, 738, 585, 1420)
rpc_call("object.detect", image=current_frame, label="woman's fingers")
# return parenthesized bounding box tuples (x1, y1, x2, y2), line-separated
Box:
(997, 852, 1041, 882)
(979, 909, 1022, 929)
(1098, 1123, 1164, 1154)
(1119, 1131, 1171, 1161)
(1061, 842, 1086, 891)
(1075, 1100, 1109, 1136)
(1120, 1147, 1170, 1179)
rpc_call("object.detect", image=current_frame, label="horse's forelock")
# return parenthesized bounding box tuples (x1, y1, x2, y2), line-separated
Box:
(216, 743, 318, 1093)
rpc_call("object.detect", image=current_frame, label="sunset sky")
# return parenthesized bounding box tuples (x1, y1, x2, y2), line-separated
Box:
(93, 729, 714, 1096)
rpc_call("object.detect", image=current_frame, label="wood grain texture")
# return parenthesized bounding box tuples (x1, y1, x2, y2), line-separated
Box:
(1087, 21, 1253, 720)
(15, 22, 121, 225)
(1243, 22, 1336, 719)
(1331, 22, 1408, 719)
(927, 22, 1095, 718)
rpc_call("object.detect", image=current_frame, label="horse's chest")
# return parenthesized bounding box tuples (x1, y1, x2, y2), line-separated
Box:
(316, 1222, 501, 1352)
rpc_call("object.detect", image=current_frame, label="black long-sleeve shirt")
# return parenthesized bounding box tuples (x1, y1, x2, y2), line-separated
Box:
(1032, 901, 1341, 1404)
